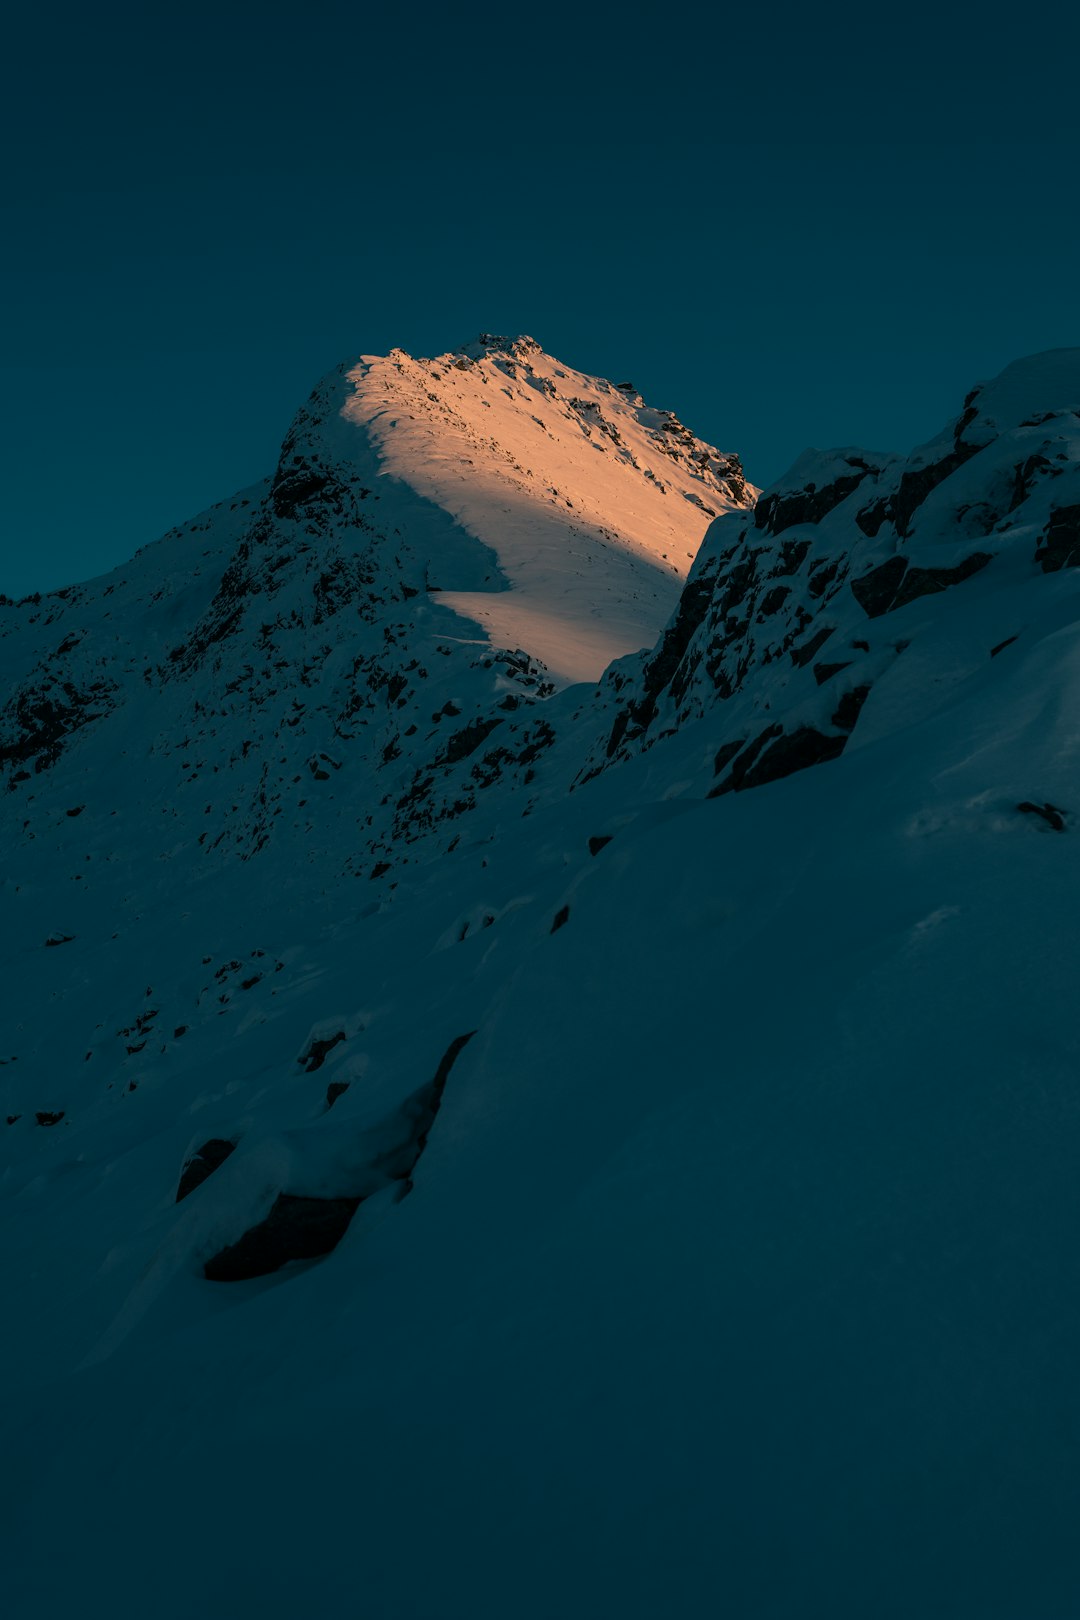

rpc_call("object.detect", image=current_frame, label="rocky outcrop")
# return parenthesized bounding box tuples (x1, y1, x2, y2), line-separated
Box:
(1035, 505, 1080, 573)
(202, 1033, 475, 1282)
(850, 552, 992, 618)
(203, 1192, 364, 1281)
(756, 457, 878, 536)
(559, 360, 1080, 811)
(176, 1139, 238, 1202)
(1017, 800, 1067, 831)
(0, 674, 116, 776)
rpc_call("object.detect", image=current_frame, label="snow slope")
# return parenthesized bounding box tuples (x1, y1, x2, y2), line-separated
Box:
(0, 335, 748, 888)
(342, 334, 751, 684)
(4, 349, 1080, 1618)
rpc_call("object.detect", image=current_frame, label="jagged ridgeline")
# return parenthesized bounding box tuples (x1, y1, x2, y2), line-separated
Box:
(7, 343, 1076, 891)
(3, 345, 1080, 1619)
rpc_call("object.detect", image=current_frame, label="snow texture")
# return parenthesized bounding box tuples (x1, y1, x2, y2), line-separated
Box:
(4, 345, 1080, 1618)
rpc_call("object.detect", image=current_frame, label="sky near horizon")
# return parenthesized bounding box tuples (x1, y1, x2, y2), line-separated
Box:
(4, 1, 1079, 598)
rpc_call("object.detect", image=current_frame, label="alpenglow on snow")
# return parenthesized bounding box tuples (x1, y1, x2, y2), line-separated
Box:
(3, 343, 1080, 1620)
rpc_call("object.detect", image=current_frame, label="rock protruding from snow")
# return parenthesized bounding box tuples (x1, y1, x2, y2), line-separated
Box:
(0, 336, 751, 887)
(8, 353, 1080, 1617)
(546, 351, 1080, 807)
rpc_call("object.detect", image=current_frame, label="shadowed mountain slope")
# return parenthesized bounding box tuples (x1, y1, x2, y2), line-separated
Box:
(4, 348, 1080, 1620)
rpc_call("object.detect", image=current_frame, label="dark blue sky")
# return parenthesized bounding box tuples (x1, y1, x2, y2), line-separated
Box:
(4, 1, 1078, 597)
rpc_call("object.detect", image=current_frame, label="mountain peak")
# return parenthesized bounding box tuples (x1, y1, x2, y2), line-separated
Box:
(333, 336, 753, 685)
(6, 349, 1080, 1614)
(0, 333, 754, 889)
(455, 332, 541, 360)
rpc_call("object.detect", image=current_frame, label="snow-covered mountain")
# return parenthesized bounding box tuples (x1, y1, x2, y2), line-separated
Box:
(569, 348, 1080, 790)
(4, 345, 1080, 1619)
(342, 334, 751, 684)
(0, 334, 749, 883)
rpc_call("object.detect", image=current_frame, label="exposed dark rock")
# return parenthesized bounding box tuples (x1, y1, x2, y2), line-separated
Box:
(426, 1031, 475, 1095)
(407, 1033, 475, 1167)
(731, 723, 785, 783)
(1035, 505, 1080, 573)
(736, 726, 846, 793)
(1017, 801, 1066, 832)
(813, 661, 853, 685)
(204, 1193, 363, 1280)
(893, 553, 991, 611)
(361, 1031, 475, 1208)
(325, 1081, 350, 1111)
(711, 738, 747, 777)
(1009, 454, 1054, 512)
(807, 559, 844, 599)
(176, 1138, 237, 1201)
(587, 835, 613, 856)
(165, 540, 258, 676)
(300, 1032, 346, 1072)
(790, 626, 836, 668)
(990, 636, 1018, 658)
(851, 552, 991, 619)
(0, 678, 116, 774)
(437, 717, 503, 766)
(855, 440, 982, 541)
(831, 684, 872, 732)
(605, 573, 717, 753)
(551, 905, 570, 934)
(754, 462, 875, 535)
(45, 933, 74, 948)
(757, 586, 791, 618)
(768, 539, 812, 578)
(310, 555, 375, 625)
(709, 724, 783, 797)
(35, 1111, 65, 1127)
(604, 708, 631, 759)
(270, 446, 339, 520)
(850, 557, 908, 617)
(203, 1032, 476, 1280)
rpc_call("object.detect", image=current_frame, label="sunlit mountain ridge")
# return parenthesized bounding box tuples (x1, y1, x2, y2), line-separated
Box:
(4, 344, 1080, 1619)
